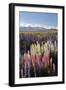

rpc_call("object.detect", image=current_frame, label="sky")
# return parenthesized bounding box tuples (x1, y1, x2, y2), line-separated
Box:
(19, 11, 58, 28)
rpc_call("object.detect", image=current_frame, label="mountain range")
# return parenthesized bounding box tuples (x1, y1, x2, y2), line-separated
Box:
(19, 26, 49, 31)
(19, 23, 57, 31)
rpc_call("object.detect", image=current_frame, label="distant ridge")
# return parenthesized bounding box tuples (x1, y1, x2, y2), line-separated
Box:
(19, 27, 57, 31)
(19, 23, 57, 31)
(19, 26, 48, 31)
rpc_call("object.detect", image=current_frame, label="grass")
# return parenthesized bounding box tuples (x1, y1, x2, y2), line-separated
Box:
(19, 29, 57, 36)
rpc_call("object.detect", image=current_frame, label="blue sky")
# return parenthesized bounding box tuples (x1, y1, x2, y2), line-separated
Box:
(19, 11, 58, 27)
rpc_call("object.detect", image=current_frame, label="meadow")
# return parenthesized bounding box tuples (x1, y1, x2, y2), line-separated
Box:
(19, 29, 57, 54)
(19, 29, 58, 78)
(19, 29, 57, 36)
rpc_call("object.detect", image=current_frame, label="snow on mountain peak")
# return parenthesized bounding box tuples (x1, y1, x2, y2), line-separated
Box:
(20, 23, 57, 30)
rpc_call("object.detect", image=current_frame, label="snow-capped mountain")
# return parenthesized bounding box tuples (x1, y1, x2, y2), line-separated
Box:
(19, 26, 48, 30)
(19, 23, 57, 30)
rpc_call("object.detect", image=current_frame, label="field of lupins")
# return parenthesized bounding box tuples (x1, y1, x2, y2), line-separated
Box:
(19, 30, 58, 78)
